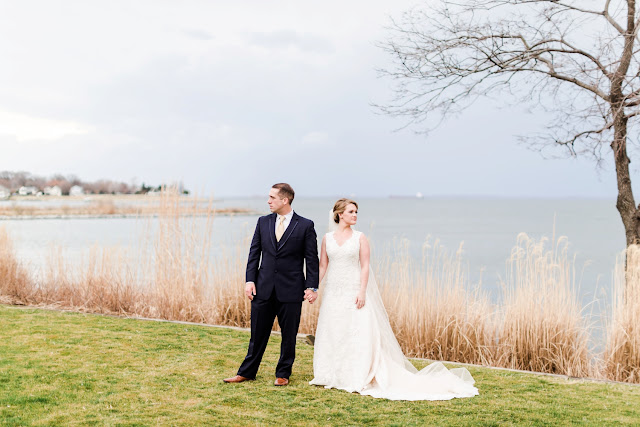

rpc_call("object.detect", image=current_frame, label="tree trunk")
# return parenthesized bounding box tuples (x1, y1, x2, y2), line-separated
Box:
(612, 115, 640, 299)
(613, 117, 640, 248)
(611, 0, 638, 295)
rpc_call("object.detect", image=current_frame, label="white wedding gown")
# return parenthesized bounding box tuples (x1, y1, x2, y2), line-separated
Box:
(309, 230, 479, 401)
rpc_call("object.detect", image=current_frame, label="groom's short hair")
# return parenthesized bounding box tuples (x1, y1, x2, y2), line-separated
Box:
(272, 183, 295, 204)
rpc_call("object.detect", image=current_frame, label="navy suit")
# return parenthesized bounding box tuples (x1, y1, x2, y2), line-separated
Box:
(237, 212, 319, 379)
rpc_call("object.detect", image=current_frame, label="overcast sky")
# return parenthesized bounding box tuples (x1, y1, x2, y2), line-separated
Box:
(0, 0, 630, 198)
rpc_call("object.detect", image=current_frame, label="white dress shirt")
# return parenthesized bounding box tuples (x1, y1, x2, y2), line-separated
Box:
(275, 210, 294, 235)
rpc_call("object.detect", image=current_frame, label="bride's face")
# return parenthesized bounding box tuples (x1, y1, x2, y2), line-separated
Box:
(340, 204, 358, 226)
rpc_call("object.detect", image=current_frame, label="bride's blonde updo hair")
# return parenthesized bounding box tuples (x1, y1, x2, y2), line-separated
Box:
(332, 198, 358, 223)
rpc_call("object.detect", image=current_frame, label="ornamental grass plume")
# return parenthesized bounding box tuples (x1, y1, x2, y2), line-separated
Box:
(0, 226, 33, 304)
(375, 238, 494, 366)
(495, 233, 593, 378)
(603, 245, 640, 383)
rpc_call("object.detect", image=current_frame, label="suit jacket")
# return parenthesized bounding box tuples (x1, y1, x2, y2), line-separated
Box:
(245, 212, 319, 303)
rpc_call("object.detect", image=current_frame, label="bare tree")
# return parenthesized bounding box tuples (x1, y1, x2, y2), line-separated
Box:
(10, 171, 30, 191)
(378, 0, 640, 247)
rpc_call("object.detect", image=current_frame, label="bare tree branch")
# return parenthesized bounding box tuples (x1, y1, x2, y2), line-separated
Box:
(378, 0, 640, 249)
(604, 0, 626, 33)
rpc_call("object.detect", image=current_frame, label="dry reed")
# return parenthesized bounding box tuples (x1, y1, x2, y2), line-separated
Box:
(603, 245, 640, 383)
(0, 191, 638, 382)
(496, 233, 592, 377)
(375, 238, 493, 366)
(0, 227, 33, 304)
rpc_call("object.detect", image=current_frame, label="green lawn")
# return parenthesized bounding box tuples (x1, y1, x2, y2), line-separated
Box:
(1, 305, 639, 426)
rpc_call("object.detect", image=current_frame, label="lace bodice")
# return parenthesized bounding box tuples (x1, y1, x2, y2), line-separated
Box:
(324, 230, 362, 296)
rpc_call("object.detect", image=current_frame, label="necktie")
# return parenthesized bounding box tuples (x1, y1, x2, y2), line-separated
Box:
(276, 216, 285, 242)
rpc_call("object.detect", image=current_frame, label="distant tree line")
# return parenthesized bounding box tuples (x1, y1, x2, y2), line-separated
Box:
(0, 171, 188, 195)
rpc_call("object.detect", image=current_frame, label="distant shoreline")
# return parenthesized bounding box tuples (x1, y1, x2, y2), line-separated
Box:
(0, 209, 256, 220)
(0, 193, 207, 202)
(0, 194, 257, 219)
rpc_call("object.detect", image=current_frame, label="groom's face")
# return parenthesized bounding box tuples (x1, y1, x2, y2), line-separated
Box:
(268, 188, 288, 214)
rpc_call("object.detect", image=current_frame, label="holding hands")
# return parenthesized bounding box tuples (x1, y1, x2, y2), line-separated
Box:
(247, 282, 318, 304)
(304, 289, 318, 304)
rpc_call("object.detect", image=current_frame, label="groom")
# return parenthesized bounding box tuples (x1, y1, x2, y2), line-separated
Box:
(224, 183, 319, 386)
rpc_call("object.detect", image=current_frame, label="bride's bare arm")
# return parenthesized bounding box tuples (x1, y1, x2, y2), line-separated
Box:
(356, 234, 370, 309)
(318, 235, 329, 284)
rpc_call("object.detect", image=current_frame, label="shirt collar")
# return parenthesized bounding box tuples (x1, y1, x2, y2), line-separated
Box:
(278, 210, 294, 221)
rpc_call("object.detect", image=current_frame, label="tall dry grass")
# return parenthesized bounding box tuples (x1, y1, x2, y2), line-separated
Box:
(373, 233, 592, 378)
(603, 245, 640, 383)
(0, 227, 33, 304)
(0, 191, 638, 382)
(376, 239, 493, 366)
(0, 190, 249, 325)
(495, 233, 592, 377)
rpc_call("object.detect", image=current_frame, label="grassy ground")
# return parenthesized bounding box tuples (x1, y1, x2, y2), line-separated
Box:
(1, 305, 639, 426)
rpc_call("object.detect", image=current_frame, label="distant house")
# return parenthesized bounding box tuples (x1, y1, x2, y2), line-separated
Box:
(18, 186, 38, 196)
(0, 185, 9, 199)
(44, 185, 62, 196)
(69, 185, 84, 196)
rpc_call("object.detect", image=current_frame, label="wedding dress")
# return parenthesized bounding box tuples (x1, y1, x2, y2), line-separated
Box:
(309, 229, 479, 401)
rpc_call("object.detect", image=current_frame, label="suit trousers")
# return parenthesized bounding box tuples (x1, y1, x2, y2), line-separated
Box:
(237, 289, 303, 379)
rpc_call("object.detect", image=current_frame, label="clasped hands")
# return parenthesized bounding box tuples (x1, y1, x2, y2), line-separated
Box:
(245, 282, 318, 304)
(304, 289, 318, 304)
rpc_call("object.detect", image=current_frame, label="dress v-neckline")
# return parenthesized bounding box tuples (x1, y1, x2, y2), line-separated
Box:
(332, 230, 355, 248)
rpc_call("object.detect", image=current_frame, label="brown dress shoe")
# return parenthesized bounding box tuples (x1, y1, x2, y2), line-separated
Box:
(223, 375, 252, 383)
(274, 377, 289, 386)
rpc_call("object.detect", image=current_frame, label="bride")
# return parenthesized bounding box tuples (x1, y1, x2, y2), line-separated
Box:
(309, 198, 479, 401)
